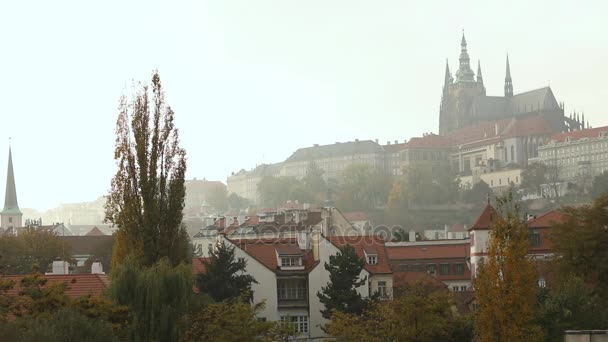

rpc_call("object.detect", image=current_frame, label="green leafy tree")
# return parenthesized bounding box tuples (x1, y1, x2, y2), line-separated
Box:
(327, 282, 471, 342)
(108, 258, 193, 342)
(465, 180, 492, 205)
(337, 163, 391, 211)
(11, 308, 119, 342)
(317, 244, 370, 319)
(182, 297, 294, 342)
(105, 71, 189, 268)
(590, 171, 608, 199)
(473, 195, 543, 342)
(552, 193, 608, 304)
(303, 160, 326, 202)
(207, 185, 229, 212)
(227, 193, 249, 211)
(535, 276, 608, 342)
(197, 240, 257, 302)
(0, 228, 71, 275)
(257, 176, 305, 207)
(521, 162, 547, 196)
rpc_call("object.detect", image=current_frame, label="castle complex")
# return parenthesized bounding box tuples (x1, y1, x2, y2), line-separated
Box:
(439, 33, 581, 136)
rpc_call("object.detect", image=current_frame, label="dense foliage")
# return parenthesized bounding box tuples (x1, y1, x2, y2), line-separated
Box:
(108, 258, 192, 342)
(105, 71, 190, 268)
(197, 240, 257, 302)
(0, 228, 71, 274)
(326, 282, 472, 342)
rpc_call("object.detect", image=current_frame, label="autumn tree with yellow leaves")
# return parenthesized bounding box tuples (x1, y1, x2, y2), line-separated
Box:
(473, 195, 543, 342)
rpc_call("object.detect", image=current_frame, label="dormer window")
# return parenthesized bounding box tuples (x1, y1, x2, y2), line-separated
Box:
(364, 247, 378, 265)
(367, 255, 378, 265)
(276, 246, 305, 270)
(281, 256, 301, 267)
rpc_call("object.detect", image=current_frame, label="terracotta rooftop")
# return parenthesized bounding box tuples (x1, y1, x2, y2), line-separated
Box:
(405, 134, 451, 149)
(230, 237, 318, 273)
(387, 243, 469, 260)
(528, 210, 566, 228)
(328, 235, 392, 274)
(192, 257, 210, 275)
(0, 274, 109, 298)
(470, 204, 497, 230)
(549, 125, 608, 143)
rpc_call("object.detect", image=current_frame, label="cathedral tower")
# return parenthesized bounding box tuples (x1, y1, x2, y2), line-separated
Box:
(1, 146, 22, 230)
(439, 32, 486, 135)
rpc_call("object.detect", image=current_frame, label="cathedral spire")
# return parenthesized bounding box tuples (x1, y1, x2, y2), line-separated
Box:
(2, 146, 20, 214)
(455, 31, 475, 83)
(476, 60, 483, 84)
(1, 145, 22, 229)
(444, 59, 453, 86)
(504, 54, 513, 97)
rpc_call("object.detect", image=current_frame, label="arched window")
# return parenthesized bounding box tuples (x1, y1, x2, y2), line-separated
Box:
(510, 145, 515, 161)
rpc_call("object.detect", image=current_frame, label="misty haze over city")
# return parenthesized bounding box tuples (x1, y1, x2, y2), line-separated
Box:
(1, 1, 607, 211)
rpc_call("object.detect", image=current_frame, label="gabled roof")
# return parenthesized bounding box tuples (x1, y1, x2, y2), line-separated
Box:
(528, 210, 566, 228)
(510, 87, 560, 113)
(470, 204, 497, 230)
(549, 125, 608, 143)
(387, 242, 469, 260)
(230, 237, 318, 273)
(328, 235, 392, 274)
(0, 274, 109, 297)
(85, 227, 106, 236)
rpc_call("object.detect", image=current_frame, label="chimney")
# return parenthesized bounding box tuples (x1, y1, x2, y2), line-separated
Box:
(409, 230, 416, 242)
(91, 259, 105, 274)
(312, 232, 320, 261)
(394, 140, 398, 144)
(375, 139, 379, 143)
(49, 257, 69, 275)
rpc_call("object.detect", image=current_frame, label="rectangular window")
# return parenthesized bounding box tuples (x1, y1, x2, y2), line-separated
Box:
(377, 281, 388, 298)
(453, 263, 465, 275)
(281, 257, 301, 267)
(460, 286, 467, 291)
(529, 230, 541, 247)
(426, 263, 436, 274)
(367, 255, 378, 265)
(280, 316, 309, 334)
(439, 263, 450, 275)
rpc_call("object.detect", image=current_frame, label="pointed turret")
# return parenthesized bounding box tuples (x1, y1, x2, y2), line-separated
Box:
(504, 54, 513, 97)
(1, 146, 22, 229)
(444, 59, 453, 86)
(455, 31, 475, 83)
(476, 60, 483, 84)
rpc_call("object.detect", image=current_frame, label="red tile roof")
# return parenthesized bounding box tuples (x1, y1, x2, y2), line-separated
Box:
(501, 115, 555, 139)
(0, 274, 109, 298)
(192, 257, 210, 275)
(328, 235, 392, 274)
(405, 134, 451, 149)
(528, 210, 566, 228)
(470, 204, 497, 230)
(230, 238, 318, 273)
(549, 126, 608, 143)
(387, 243, 469, 260)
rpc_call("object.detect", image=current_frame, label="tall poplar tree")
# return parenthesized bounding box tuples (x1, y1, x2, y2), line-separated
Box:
(105, 71, 189, 268)
(473, 195, 543, 342)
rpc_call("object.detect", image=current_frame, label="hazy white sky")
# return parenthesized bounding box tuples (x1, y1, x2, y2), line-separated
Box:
(1, 0, 607, 210)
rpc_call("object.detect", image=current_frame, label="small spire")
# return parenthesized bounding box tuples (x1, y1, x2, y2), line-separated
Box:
(461, 30, 467, 50)
(444, 59, 453, 86)
(476, 60, 483, 84)
(2, 146, 21, 216)
(504, 54, 513, 97)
